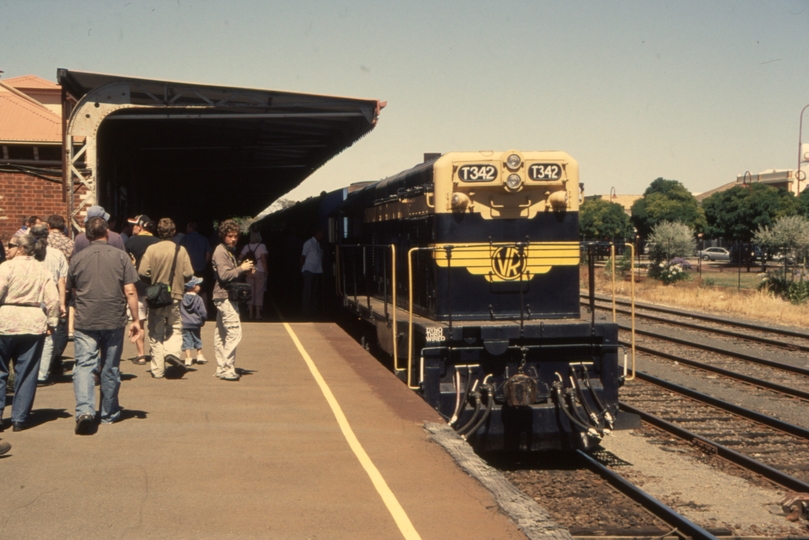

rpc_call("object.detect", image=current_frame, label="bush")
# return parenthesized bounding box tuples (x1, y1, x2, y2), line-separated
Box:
(759, 273, 809, 304)
(701, 277, 716, 287)
(669, 257, 693, 270)
(650, 261, 691, 285)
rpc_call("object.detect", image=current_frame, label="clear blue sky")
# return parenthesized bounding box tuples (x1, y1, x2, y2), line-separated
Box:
(3, 0, 809, 207)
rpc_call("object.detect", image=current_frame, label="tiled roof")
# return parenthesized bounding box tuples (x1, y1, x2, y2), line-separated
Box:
(3, 74, 60, 90)
(0, 81, 61, 143)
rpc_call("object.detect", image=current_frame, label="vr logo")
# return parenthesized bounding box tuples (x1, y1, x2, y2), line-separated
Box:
(491, 246, 527, 280)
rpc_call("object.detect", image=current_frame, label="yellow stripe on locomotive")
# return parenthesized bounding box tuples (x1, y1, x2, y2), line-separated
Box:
(431, 242, 580, 283)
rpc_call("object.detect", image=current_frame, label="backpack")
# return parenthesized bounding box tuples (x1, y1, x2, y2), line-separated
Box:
(242, 243, 257, 264)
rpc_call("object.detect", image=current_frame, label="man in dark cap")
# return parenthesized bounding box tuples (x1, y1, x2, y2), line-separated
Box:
(125, 215, 160, 364)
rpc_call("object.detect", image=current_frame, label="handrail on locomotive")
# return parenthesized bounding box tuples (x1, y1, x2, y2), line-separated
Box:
(582, 241, 637, 382)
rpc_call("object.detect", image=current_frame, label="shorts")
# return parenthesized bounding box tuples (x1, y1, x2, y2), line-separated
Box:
(127, 295, 148, 321)
(182, 327, 202, 351)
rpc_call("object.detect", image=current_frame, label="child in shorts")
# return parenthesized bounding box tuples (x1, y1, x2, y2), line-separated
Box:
(181, 276, 207, 367)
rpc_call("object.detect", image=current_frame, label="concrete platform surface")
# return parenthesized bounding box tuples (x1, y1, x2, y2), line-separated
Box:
(0, 321, 526, 539)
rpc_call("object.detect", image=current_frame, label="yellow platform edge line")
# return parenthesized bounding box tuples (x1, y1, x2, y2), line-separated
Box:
(281, 321, 422, 540)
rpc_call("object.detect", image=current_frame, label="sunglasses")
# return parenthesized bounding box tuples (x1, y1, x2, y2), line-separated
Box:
(6, 243, 17, 249)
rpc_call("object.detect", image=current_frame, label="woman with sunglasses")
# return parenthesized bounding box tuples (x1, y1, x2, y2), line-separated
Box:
(0, 233, 60, 431)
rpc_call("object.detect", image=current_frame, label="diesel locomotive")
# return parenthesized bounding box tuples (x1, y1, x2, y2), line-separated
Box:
(264, 150, 624, 452)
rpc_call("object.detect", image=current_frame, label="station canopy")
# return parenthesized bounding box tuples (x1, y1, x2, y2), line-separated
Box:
(58, 69, 384, 227)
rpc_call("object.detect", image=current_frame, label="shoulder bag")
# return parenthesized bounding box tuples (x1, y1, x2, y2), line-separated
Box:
(146, 243, 181, 308)
(220, 249, 252, 303)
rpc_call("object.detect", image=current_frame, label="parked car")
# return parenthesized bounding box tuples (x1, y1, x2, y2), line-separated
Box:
(697, 247, 730, 261)
(771, 252, 797, 265)
(729, 245, 764, 264)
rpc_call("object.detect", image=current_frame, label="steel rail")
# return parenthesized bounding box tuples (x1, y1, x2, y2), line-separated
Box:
(627, 342, 809, 402)
(617, 323, 809, 378)
(575, 450, 719, 540)
(592, 300, 809, 353)
(620, 401, 809, 495)
(633, 371, 809, 441)
(582, 293, 809, 341)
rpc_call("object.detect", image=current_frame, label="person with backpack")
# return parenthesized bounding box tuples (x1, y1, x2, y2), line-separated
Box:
(239, 229, 268, 320)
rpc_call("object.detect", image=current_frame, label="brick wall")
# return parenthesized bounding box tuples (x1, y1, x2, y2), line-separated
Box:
(0, 171, 69, 243)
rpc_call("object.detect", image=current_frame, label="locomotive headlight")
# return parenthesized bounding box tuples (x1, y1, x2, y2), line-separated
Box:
(506, 174, 523, 191)
(450, 192, 470, 211)
(505, 153, 522, 170)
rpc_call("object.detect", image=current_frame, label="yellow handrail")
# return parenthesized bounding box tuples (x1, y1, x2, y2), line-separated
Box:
(407, 247, 421, 389)
(624, 242, 636, 381)
(390, 244, 399, 372)
(610, 244, 616, 322)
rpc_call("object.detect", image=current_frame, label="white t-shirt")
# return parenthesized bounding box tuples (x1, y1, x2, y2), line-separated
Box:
(301, 237, 323, 274)
(240, 243, 268, 273)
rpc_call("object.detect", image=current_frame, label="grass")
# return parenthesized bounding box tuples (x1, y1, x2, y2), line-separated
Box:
(696, 270, 762, 290)
(585, 267, 809, 329)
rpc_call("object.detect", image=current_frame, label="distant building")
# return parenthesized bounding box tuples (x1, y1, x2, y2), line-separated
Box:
(584, 194, 642, 216)
(733, 169, 806, 196)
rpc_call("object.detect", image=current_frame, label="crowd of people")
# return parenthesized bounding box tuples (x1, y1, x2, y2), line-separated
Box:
(0, 206, 273, 444)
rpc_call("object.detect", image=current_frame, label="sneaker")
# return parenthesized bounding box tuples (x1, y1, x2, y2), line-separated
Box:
(164, 355, 188, 378)
(75, 413, 95, 435)
(184, 359, 193, 367)
(196, 357, 207, 365)
(220, 371, 240, 381)
(0, 440, 10, 456)
(213, 369, 225, 378)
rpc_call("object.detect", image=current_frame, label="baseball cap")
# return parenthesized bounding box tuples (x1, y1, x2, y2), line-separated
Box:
(84, 205, 110, 223)
(128, 214, 151, 227)
(185, 276, 204, 289)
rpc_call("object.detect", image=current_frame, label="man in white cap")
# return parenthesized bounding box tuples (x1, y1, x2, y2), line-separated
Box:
(71, 206, 125, 256)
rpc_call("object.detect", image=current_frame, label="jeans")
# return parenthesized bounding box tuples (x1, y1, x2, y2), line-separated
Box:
(213, 298, 241, 377)
(73, 327, 124, 422)
(0, 334, 45, 424)
(148, 301, 182, 378)
(302, 271, 322, 317)
(182, 327, 202, 351)
(38, 316, 68, 382)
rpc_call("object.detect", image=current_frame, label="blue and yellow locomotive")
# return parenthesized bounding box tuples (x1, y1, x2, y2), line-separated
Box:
(267, 150, 624, 452)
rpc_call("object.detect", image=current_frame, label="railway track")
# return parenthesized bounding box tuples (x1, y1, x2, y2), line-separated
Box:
(621, 371, 809, 493)
(583, 294, 809, 409)
(582, 293, 809, 350)
(497, 449, 723, 539)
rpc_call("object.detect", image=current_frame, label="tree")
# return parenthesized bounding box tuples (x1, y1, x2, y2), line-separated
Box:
(702, 184, 797, 241)
(579, 198, 633, 241)
(754, 215, 809, 269)
(647, 221, 696, 263)
(631, 178, 705, 240)
(797, 189, 809, 218)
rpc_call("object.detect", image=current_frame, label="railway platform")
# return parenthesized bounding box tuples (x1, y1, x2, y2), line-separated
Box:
(0, 319, 526, 539)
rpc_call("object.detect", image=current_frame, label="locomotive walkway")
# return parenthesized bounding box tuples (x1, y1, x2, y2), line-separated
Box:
(0, 320, 525, 539)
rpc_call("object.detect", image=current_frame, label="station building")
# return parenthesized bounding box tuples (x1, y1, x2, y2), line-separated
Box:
(0, 75, 70, 242)
(0, 70, 383, 244)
